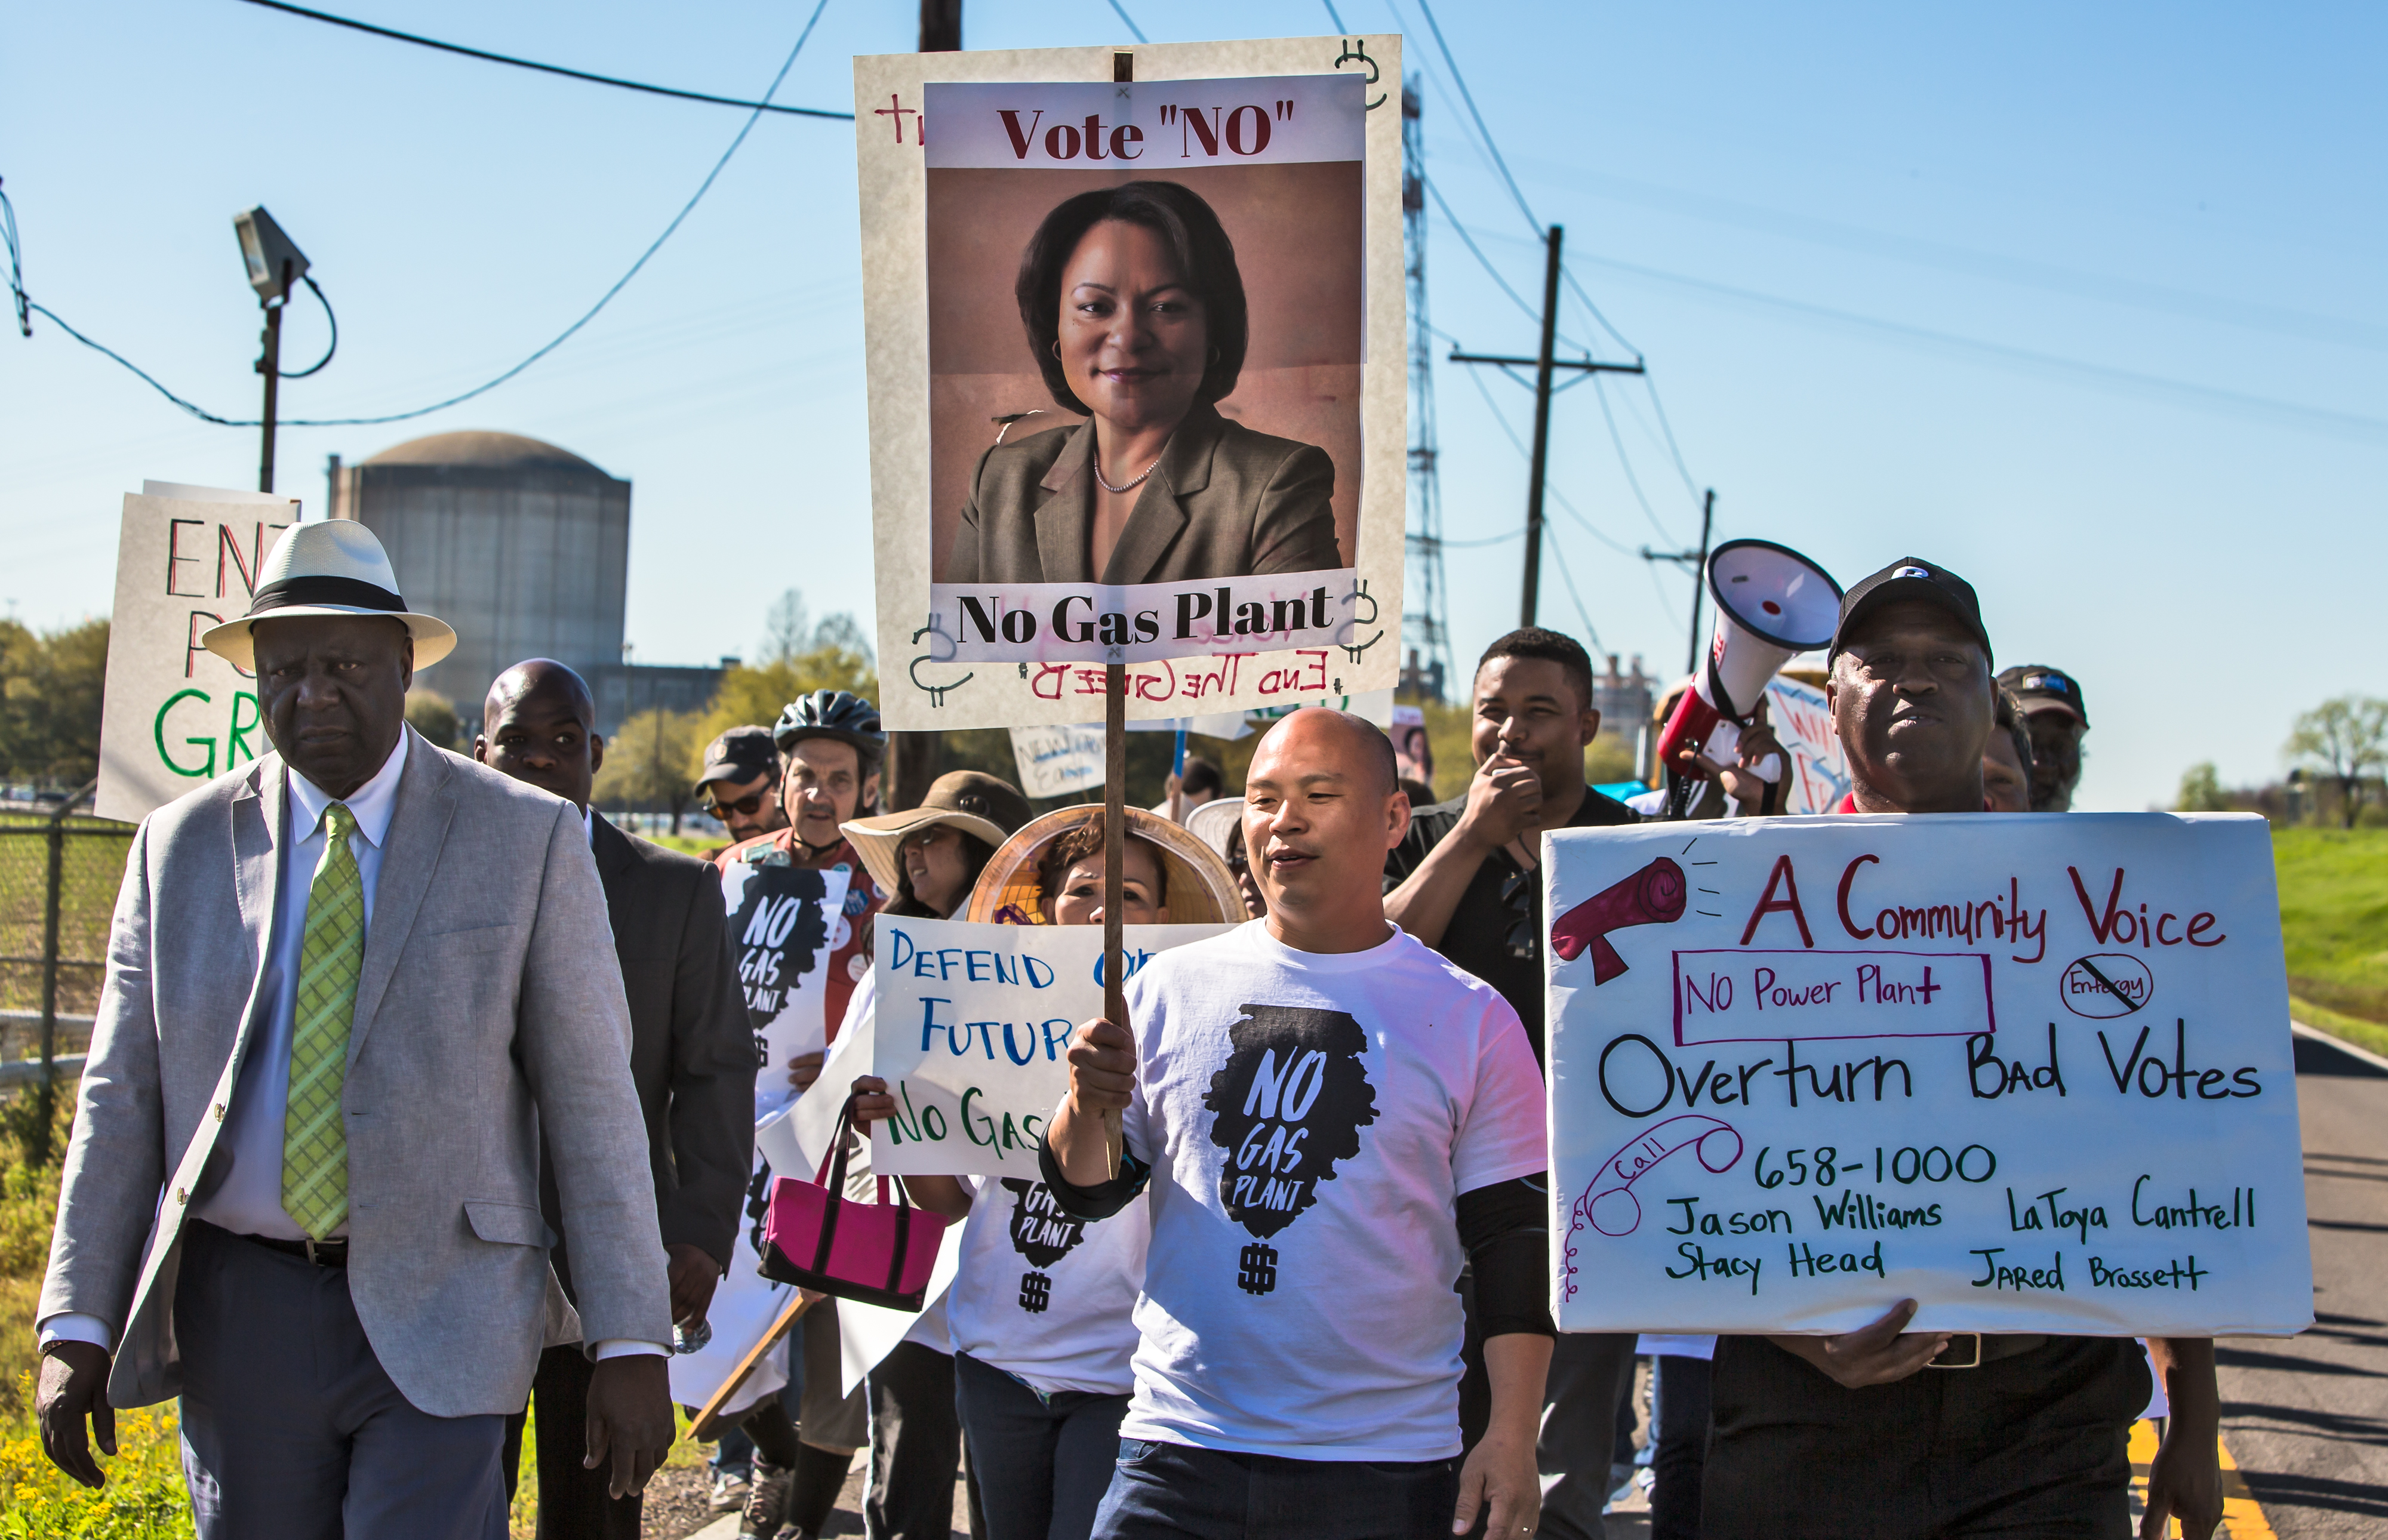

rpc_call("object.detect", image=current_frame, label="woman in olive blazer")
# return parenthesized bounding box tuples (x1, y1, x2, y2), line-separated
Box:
(944, 180, 1344, 587)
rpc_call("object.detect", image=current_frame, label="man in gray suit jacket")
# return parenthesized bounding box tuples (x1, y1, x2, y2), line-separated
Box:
(478, 657, 756, 1539)
(36, 521, 674, 1538)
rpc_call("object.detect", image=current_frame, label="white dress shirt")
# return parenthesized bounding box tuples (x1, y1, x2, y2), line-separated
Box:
(44, 741, 660, 1359)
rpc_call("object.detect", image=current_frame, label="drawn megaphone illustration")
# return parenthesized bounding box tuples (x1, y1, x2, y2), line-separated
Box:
(1552, 857, 1687, 985)
(1655, 538, 1843, 781)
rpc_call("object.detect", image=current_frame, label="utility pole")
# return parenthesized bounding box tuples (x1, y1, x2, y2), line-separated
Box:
(1638, 486, 1716, 676)
(920, 0, 961, 51)
(1451, 227, 1646, 629)
(1519, 226, 1563, 630)
(884, 0, 963, 812)
(257, 260, 287, 493)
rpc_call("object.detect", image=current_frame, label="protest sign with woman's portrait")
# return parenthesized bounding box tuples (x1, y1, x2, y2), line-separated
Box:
(856, 41, 1406, 731)
(941, 177, 1350, 587)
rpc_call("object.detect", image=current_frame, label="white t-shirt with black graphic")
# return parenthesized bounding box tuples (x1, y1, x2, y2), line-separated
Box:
(944, 1173, 1149, 1398)
(1112, 920, 1546, 1461)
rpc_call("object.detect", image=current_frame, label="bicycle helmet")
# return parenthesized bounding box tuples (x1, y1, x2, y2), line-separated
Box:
(773, 689, 885, 760)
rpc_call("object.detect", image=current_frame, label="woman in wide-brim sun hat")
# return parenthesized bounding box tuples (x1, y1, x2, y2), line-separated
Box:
(965, 803, 1245, 927)
(839, 771, 1035, 920)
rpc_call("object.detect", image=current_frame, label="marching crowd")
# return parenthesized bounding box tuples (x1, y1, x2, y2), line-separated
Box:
(29, 519, 2217, 1540)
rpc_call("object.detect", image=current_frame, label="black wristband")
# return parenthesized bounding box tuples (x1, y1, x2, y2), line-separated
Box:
(1037, 1133, 1152, 1221)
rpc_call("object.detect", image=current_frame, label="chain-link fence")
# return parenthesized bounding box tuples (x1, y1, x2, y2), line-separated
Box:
(0, 799, 133, 1157)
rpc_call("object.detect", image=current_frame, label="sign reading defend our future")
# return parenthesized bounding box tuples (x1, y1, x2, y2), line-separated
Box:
(96, 485, 299, 825)
(870, 916, 1231, 1177)
(1543, 813, 2312, 1338)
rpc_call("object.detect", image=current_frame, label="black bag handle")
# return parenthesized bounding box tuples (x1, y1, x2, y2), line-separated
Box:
(805, 1093, 919, 1292)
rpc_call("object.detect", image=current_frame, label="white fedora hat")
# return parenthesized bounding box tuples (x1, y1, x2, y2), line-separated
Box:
(200, 520, 457, 670)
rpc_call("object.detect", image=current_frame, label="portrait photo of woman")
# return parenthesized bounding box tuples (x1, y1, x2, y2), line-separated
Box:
(942, 180, 1346, 587)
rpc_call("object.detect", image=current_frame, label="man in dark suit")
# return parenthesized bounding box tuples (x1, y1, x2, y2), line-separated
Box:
(476, 659, 756, 1538)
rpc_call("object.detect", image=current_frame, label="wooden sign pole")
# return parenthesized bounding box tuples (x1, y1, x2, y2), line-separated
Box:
(685, 1292, 814, 1443)
(1101, 661, 1128, 1178)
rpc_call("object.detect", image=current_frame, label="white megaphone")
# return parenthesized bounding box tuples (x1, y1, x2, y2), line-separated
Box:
(1655, 538, 1843, 781)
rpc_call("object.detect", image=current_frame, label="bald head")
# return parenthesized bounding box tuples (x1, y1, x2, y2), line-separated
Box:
(475, 658, 604, 809)
(1253, 708, 1399, 797)
(1242, 709, 1408, 953)
(486, 658, 593, 728)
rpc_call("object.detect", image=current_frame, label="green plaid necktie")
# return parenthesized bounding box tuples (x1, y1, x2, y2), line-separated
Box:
(282, 802, 363, 1240)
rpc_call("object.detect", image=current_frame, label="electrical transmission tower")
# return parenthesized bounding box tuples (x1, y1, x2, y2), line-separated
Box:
(1400, 78, 1453, 704)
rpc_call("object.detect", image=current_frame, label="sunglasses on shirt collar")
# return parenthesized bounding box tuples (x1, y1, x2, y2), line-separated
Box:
(1501, 865, 1538, 959)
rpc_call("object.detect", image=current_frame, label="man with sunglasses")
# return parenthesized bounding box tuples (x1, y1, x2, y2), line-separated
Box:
(695, 726, 788, 858)
(1383, 627, 1637, 1540)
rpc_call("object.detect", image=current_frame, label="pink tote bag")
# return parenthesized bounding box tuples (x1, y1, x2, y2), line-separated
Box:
(760, 1094, 950, 1311)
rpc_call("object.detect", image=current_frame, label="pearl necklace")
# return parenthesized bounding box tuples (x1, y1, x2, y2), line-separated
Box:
(1093, 439, 1170, 494)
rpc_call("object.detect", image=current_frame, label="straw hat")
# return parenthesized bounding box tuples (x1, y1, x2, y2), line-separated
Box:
(1183, 797, 1245, 861)
(199, 519, 457, 671)
(840, 771, 1035, 901)
(965, 805, 1247, 926)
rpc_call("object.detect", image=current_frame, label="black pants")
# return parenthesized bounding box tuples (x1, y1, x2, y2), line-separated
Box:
(869, 1341, 970, 1540)
(1701, 1335, 2149, 1540)
(1093, 1439, 1458, 1540)
(499, 1345, 641, 1540)
(1647, 1356, 1710, 1540)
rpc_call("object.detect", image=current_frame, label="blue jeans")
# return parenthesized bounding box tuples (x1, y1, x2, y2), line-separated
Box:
(955, 1351, 1129, 1540)
(1091, 1437, 1458, 1540)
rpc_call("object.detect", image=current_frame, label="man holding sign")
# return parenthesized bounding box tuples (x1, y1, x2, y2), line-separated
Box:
(1685, 559, 2224, 1539)
(1043, 709, 1553, 1540)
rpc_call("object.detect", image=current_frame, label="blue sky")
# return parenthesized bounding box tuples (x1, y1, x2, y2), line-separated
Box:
(4, 1, 2381, 809)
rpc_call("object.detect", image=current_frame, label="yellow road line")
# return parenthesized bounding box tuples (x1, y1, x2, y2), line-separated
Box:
(2128, 1419, 2276, 1539)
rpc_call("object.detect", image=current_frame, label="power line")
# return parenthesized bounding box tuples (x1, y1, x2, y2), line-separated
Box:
(1573, 247, 2388, 445)
(1410, 0, 1541, 236)
(1634, 369, 1705, 501)
(1390, 4, 1719, 533)
(233, 0, 853, 120)
(1460, 362, 1637, 558)
(1422, 178, 1597, 354)
(7, 0, 832, 429)
(1543, 526, 1605, 654)
(1105, 0, 1149, 43)
(1561, 265, 1642, 361)
(1319, 0, 1349, 29)
(1589, 373, 1678, 543)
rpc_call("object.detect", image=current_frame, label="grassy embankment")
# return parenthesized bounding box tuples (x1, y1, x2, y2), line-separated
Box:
(2273, 826, 2388, 1058)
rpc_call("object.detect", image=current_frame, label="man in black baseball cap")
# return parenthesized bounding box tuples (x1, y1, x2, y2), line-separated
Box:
(1827, 557, 1993, 669)
(1703, 555, 2223, 1540)
(1821, 558, 1996, 814)
(696, 726, 787, 848)
(1998, 665, 2090, 812)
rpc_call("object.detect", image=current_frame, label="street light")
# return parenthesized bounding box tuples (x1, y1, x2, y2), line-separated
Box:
(233, 206, 309, 494)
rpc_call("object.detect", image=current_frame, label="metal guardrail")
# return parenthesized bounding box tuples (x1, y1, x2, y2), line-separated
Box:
(0, 1055, 85, 1087)
(0, 781, 116, 1161)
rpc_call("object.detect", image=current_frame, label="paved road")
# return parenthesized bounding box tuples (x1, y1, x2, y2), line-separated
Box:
(2214, 1031, 2388, 1536)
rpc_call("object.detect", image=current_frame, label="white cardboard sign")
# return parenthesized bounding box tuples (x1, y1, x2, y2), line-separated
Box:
(869, 916, 1232, 1176)
(1762, 676, 1850, 815)
(856, 36, 1408, 730)
(1008, 723, 1107, 799)
(1543, 812, 2310, 1338)
(96, 486, 298, 824)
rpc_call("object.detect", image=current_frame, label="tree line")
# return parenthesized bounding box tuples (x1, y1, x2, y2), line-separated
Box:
(2177, 694, 2388, 828)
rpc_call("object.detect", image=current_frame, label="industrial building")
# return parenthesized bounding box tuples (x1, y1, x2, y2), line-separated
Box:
(326, 430, 723, 734)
